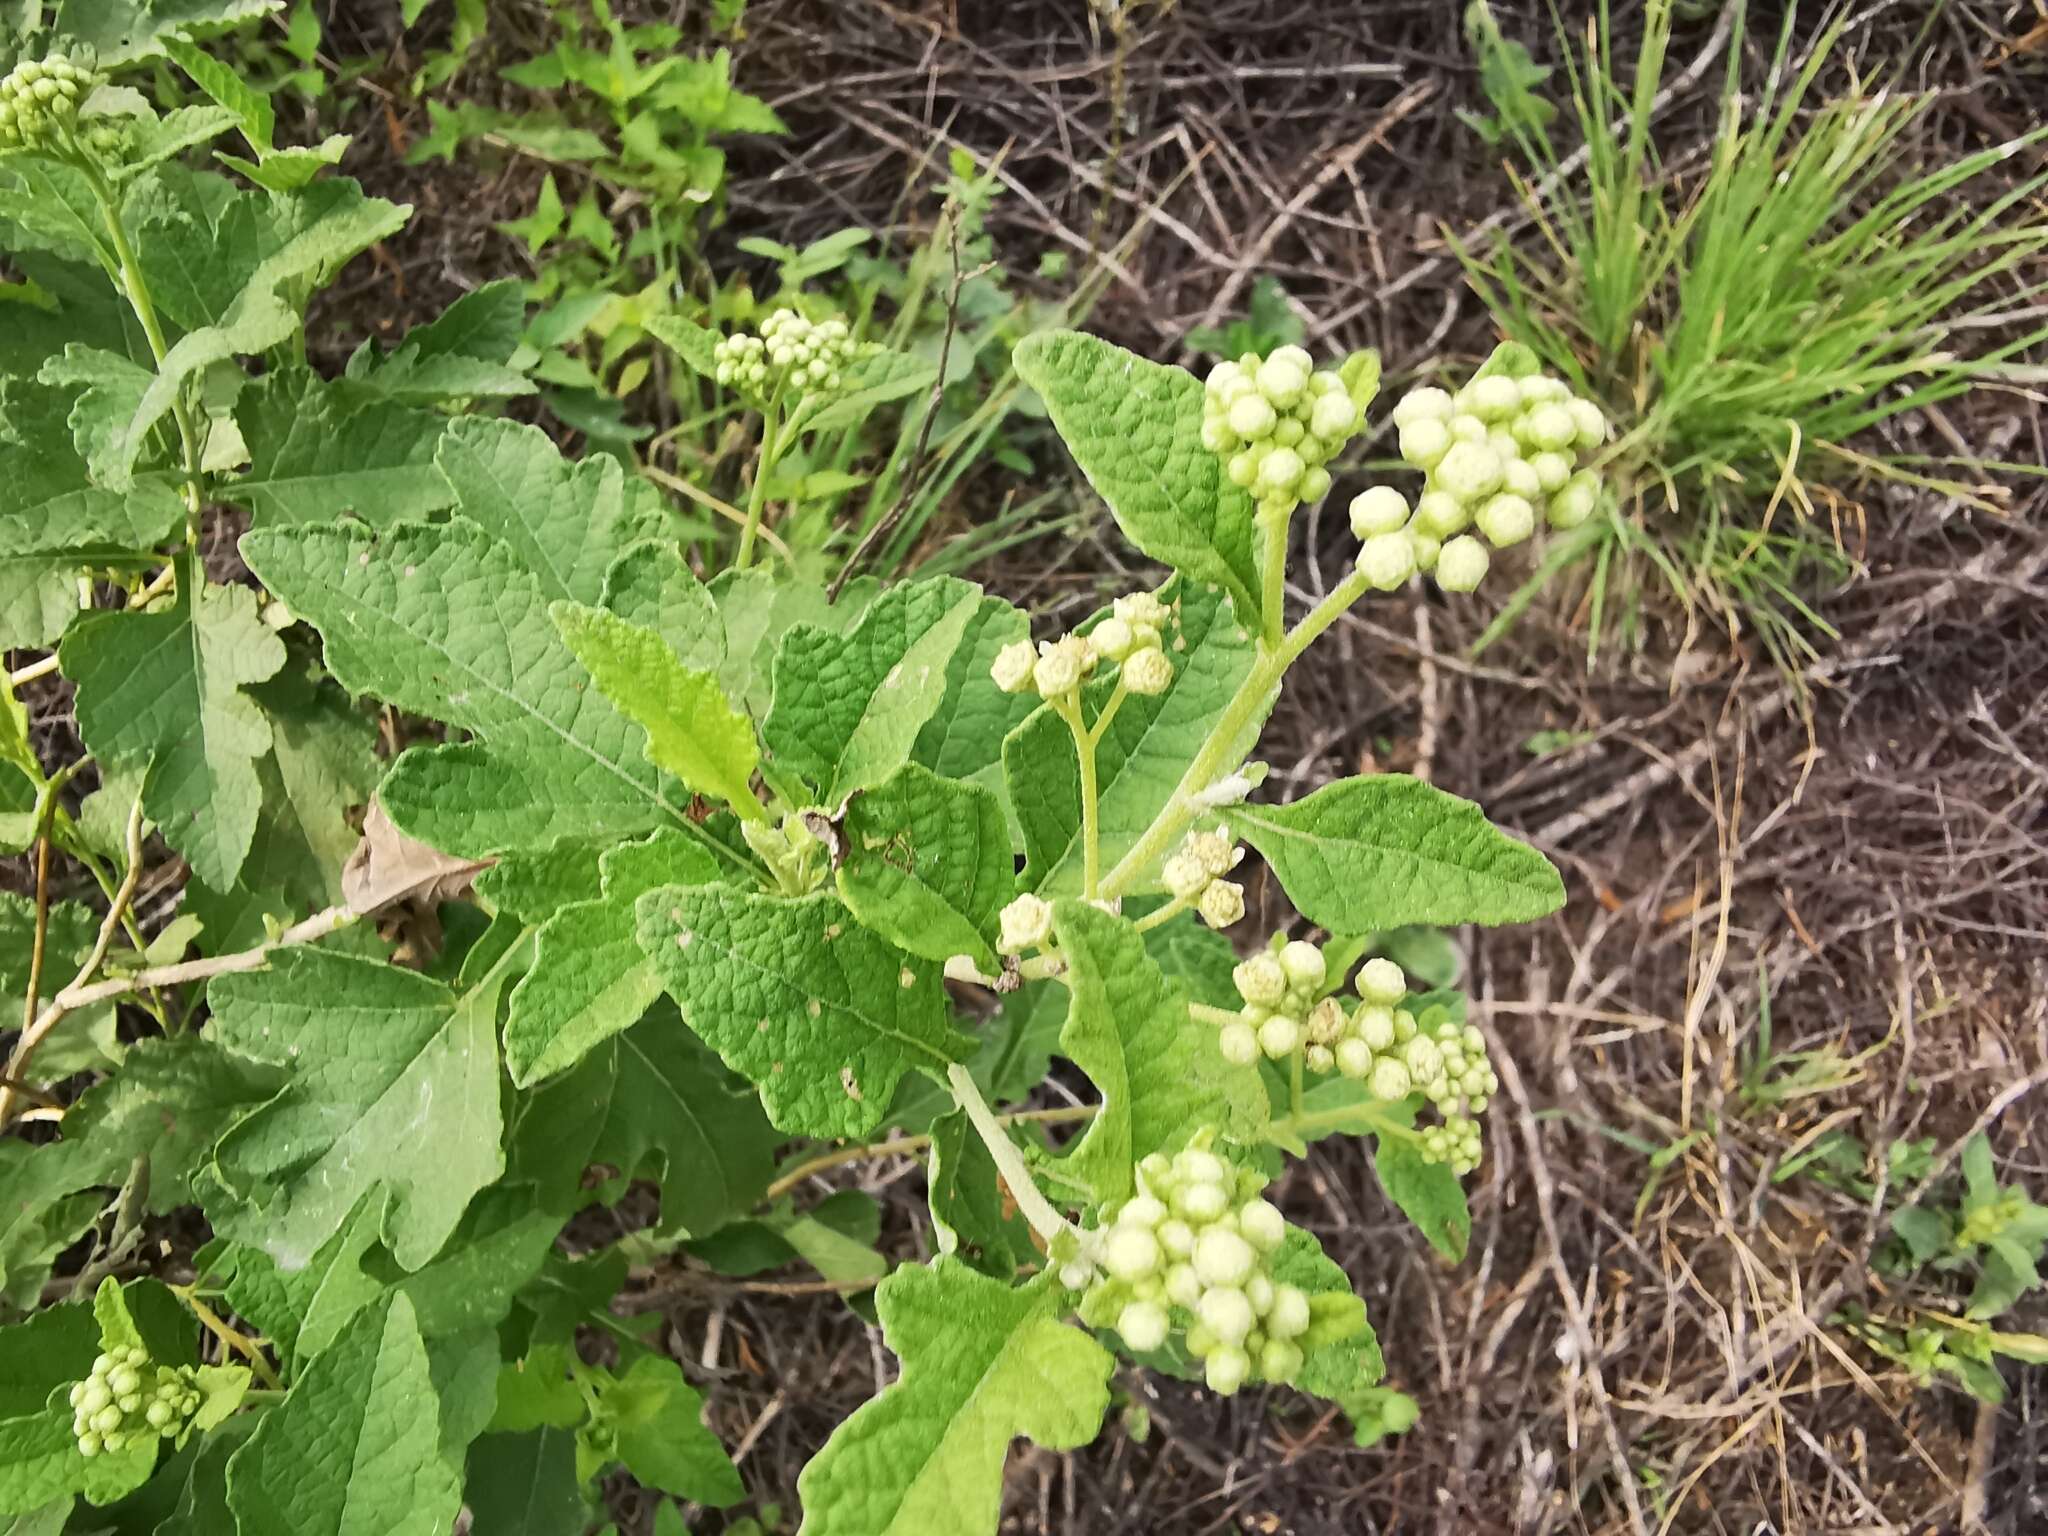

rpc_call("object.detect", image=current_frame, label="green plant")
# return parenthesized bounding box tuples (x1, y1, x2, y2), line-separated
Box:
(1454, 0, 2048, 670)
(0, 14, 1595, 1533)
(1456, 0, 1556, 147)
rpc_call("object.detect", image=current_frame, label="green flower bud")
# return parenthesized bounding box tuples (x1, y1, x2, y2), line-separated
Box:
(1398, 418, 1450, 469)
(1448, 413, 1489, 444)
(1354, 1003, 1396, 1050)
(1266, 1284, 1311, 1341)
(1233, 954, 1288, 1008)
(1032, 647, 1081, 697)
(1348, 484, 1410, 538)
(1104, 1225, 1163, 1281)
(1476, 493, 1536, 548)
(1409, 530, 1441, 573)
(1391, 386, 1453, 427)
(1309, 390, 1358, 441)
(1435, 534, 1490, 592)
(1357, 531, 1415, 591)
(1567, 397, 1607, 451)
(1547, 471, 1600, 529)
(1174, 1180, 1230, 1224)
(1466, 375, 1522, 421)
(997, 892, 1053, 954)
(1528, 450, 1574, 494)
(1259, 1338, 1305, 1384)
(1435, 441, 1504, 502)
(1414, 490, 1468, 538)
(1162, 851, 1209, 901)
(1226, 393, 1277, 439)
(1502, 458, 1544, 502)
(1193, 1228, 1258, 1289)
(1336, 1037, 1374, 1079)
(1118, 1299, 1170, 1353)
(1239, 1199, 1285, 1252)
(1370, 1057, 1413, 1101)
(1277, 940, 1326, 992)
(1198, 1285, 1256, 1346)
(1090, 616, 1135, 662)
(1218, 1020, 1259, 1065)
(1257, 1014, 1301, 1058)
(1197, 880, 1244, 930)
(990, 638, 1036, 694)
(1122, 645, 1173, 697)
(1204, 1343, 1252, 1395)
(1159, 1220, 1196, 1260)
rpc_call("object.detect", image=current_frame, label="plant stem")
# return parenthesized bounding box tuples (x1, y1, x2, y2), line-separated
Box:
(1259, 508, 1291, 648)
(175, 1286, 281, 1390)
(82, 158, 206, 541)
(763, 1105, 1096, 1202)
(1188, 1001, 1241, 1029)
(1289, 1047, 1305, 1120)
(1051, 693, 1103, 898)
(1131, 892, 1195, 934)
(947, 1063, 1077, 1249)
(1097, 563, 1375, 902)
(734, 402, 782, 572)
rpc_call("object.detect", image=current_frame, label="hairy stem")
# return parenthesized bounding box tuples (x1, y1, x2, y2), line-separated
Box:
(1052, 693, 1103, 898)
(175, 1286, 282, 1390)
(1259, 508, 1291, 648)
(947, 1063, 1076, 1249)
(764, 1105, 1096, 1202)
(734, 403, 782, 572)
(82, 158, 206, 542)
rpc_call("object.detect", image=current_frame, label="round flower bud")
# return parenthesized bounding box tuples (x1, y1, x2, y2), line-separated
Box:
(1226, 451, 1257, 487)
(1118, 1299, 1170, 1353)
(1529, 450, 1574, 494)
(1198, 1285, 1256, 1346)
(1335, 1037, 1374, 1079)
(1218, 1020, 1260, 1065)
(1356, 531, 1416, 591)
(1298, 465, 1333, 505)
(1122, 646, 1174, 697)
(1567, 397, 1608, 451)
(1194, 1228, 1258, 1289)
(1393, 1010, 1419, 1043)
(1245, 1273, 1276, 1315)
(1059, 1261, 1094, 1291)
(1355, 957, 1405, 1005)
(1272, 417, 1305, 449)
(1175, 1179, 1230, 1224)
(1277, 940, 1326, 992)
(1348, 485, 1410, 538)
(1435, 535, 1490, 592)
(1239, 1198, 1286, 1252)
(1158, 1219, 1196, 1258)
(1120, 1195, 1168, 1229)
(1032, 647, 1080, 697)
(1547, 471, 1600, 529)
(1370, 1057, 1414, 1101)
(997, 893, 1053, 955)
(1255, 1014, 1300, 1059)
(1186, 828, 1234, 877)
(1266, 1284, 1312, 1341)
(1476, 493, 1536, 548)
(1198, 880, 1245, 930)
(1162, 852, 1209, 901)
(1309, 390, 1358, 441)
(1259, 1339, 1306, 1384)
(1233, 954, 1288, 1008)
(1204, 1343, 1252, 1395)
(990, 638, 1036, 693)
(1305, 996, 1348, 1046)
(1501, 458, 1544, 502)
(1104, 1225, 1163, 1281)
(1519, 403, 1575, 453)
(1403, 1036, 1443, 1085)
(1354, 1003, 1396, 1049)
(1391, 386, 1454, 427)
(1164, 1262, 1204, 1310)
(1114, 592, 1171, 630)
(1398, 418, 1451, 469)
(1468, 375, 1523, 421)
(1303, 1042, 1333, 1073)
(1200, 418, 1233, 453)
(1414, 490, 1468, 538)
(1448, 413, 1490, 444)
(1091, 616, 1135, 662)
(1176, 1147, 1227, 1185)
(1409, 530, 1441, 572)
(1256, 352, 1310, 405)
(1435, 441, 1504, 502)
(1226, 391, 1278, 439)
(1257, 445, 1303, 494)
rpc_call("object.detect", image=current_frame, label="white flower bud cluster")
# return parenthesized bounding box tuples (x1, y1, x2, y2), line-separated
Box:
(990, 593, 1178, 701)
(1072, 1141, 1312, 1396)
(0, 52, 102, 156)
(1360, 371, 1606, 595)
(68, 1346, 200, 1458)
(712, 309, 862, 406)
(1217, 939, 1331, 1065)
(1160, 824, 1245, 930)
(1200, 348, 1362, 519)
(1220, 948, 1497, 1174)
(996, 892, 1053, 956)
